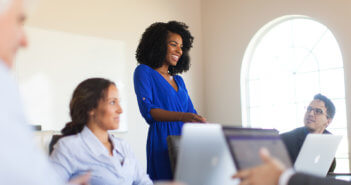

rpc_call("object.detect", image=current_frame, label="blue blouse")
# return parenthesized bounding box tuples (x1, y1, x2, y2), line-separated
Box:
(50, 126, 153, 185)
(133, 64, 197, 180)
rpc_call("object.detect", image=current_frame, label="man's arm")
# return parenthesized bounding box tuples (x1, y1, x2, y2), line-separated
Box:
(288, 173, 350, 185)
(233, 148, 351, 185)
(233, 148, 285, 185)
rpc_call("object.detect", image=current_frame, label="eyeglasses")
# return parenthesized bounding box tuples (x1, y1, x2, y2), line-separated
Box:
(306, 106, 325, 115)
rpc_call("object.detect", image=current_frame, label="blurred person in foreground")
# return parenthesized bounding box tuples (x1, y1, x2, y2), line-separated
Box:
(0, 0, 89, 184)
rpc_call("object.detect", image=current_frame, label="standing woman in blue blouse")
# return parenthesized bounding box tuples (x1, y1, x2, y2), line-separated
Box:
(134, 21, 207, 180)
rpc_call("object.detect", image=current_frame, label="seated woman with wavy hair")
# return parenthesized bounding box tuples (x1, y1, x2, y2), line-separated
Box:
(50, 78, 152, 185)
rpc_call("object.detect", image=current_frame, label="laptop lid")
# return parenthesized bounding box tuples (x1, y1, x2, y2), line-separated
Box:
(223, 127, 292, 170)
(294, 134, 342, 176)
(175, 124, 238, 185)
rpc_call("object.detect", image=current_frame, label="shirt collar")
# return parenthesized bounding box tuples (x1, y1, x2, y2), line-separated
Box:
(80, 126, 124, 157)
(108, 132, 126, 158)
(81, 126, 110, 157)
(303, 126, 331, 134)
(303, 126, 310, 134)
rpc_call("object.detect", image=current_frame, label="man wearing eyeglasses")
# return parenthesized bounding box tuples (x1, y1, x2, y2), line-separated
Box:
(280, 93, 336, 171)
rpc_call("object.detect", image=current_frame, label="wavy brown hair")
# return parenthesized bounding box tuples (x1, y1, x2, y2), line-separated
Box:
(61, 78, 115, 136)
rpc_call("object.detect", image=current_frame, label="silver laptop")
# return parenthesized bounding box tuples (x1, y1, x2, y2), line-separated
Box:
(175, 124, 238, 185)
(294, 134, 342, 176)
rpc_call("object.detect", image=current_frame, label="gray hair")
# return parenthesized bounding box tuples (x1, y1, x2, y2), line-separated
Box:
(0, 0, 13, 14)
(0, 0, 34, 15)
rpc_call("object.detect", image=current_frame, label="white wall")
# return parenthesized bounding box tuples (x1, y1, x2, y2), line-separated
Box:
(202, 0, 351, 162)
(23, 0, 204, 168)
(16, 27, 130, 132)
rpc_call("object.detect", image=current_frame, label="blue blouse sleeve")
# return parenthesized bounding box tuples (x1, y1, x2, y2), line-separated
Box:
(187, 96, 197, 114)
(133, 65, 160, 124)
(177, 76, 197, 114)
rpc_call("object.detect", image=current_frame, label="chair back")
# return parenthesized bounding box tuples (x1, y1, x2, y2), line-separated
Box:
(167, 135, 181, 176)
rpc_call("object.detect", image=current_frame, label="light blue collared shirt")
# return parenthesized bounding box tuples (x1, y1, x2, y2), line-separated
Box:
(0, 60, 64, 185)
(50, 126, 153, 185)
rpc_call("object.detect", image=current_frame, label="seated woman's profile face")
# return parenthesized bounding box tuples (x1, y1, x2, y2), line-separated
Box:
(89, 84, 123, 130)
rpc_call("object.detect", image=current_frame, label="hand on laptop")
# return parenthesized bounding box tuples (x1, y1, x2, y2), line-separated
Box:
(233, 148, 286, 185)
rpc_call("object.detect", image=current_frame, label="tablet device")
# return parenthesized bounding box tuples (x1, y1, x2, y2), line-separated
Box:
(175, 124, 238, 185)
(223, 127, 292, 170)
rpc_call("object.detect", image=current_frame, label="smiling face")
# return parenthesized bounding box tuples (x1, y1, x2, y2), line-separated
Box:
(90, 85, 123, 131)
(304, 99, 332, 133)
(0, 0, 27, 68)
(164, 32, 183, 66)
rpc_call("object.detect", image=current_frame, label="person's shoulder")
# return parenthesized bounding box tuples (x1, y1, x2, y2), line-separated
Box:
(280, 127, 306, 140)
(135, 64, 152, 73)
(293, 127, 308, 135)
(174, 75, 185, 85)
(174, 74, 182, 79)
(282, 127, 305, 135)
(134, 64, 154, 79)
(55, 134, 81, 150)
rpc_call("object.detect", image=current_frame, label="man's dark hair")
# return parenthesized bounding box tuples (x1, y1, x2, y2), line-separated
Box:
(135, 20, 194, 75)
(314, 93, 336, 119)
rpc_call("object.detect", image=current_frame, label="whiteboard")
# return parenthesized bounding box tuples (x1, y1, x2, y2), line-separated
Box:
(14, 27, 128, 132)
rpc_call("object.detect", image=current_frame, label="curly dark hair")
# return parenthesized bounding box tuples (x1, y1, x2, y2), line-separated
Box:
(61, 78, 115, 136)
(136, 20, 194, 75)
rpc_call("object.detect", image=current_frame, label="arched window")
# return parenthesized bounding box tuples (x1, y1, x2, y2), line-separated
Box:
(241, 16, 349, 172)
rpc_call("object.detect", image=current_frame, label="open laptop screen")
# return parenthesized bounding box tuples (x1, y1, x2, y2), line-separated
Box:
(223, 127, 292, 170)
(175, 124, 237, 185)
(294, 134, 342, 176)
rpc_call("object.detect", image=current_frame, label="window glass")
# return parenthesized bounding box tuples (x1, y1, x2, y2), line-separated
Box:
(242, 17, 349, 172)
